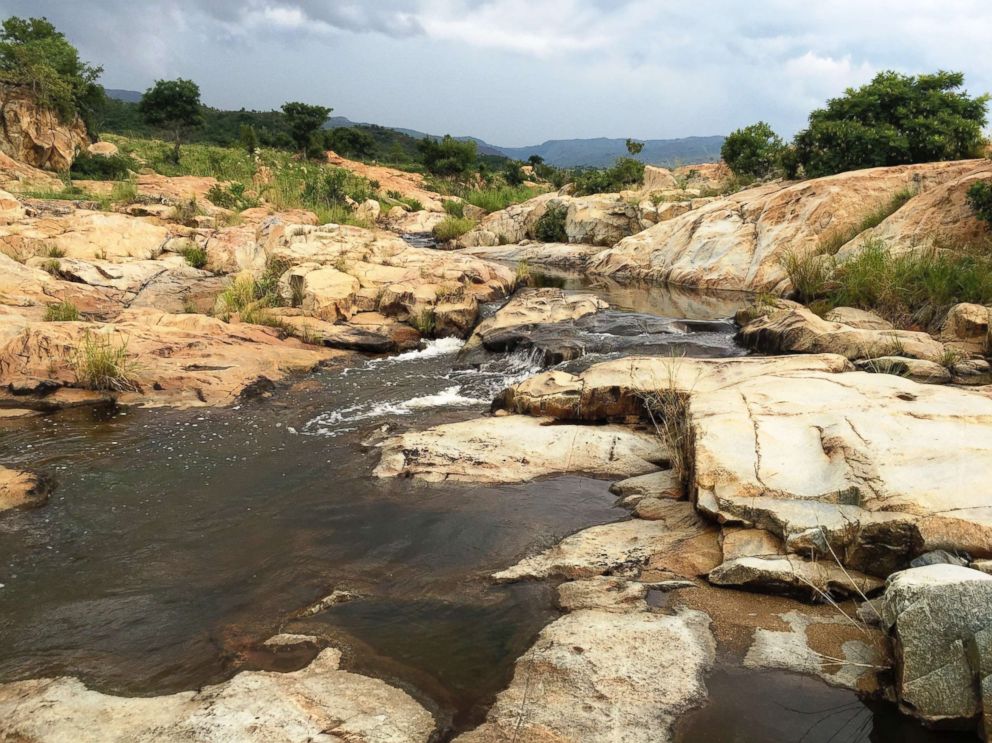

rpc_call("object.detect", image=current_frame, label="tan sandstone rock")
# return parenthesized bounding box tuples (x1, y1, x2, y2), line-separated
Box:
(0, 466, 51, 512)
(0, 647, 436, 742)
(0, 84, 88, 171)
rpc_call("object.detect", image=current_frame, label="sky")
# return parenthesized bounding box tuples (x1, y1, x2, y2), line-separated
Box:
(6, 1, 992, 146)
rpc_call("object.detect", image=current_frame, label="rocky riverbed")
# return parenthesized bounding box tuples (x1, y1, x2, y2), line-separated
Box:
(1, 150, 991, 742)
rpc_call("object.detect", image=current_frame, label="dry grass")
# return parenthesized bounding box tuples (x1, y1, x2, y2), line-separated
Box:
(43, 300, 80, 322)
(72, 331, 139, 391)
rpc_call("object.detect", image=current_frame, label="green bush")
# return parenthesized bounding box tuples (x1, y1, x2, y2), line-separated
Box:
(463, 185, 540, 212)
(417, 135, 477, 176)
(300, 167, 373, 210)
(70, 151, 137, 180)
(442, 199, 464, 217)
(206, 181, 259, 211)
(574, 157, 645, 195)
(180, 243, 208, 269)
(533, 203, 568, 242)
(721, 121, 785, 179)
(432, 216, 476, 241)
(966, 180, 992, 227)
(794, 71, 989, 178)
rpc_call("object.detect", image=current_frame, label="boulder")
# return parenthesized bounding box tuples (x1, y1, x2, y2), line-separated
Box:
(823, 306, 893, 330)
(610, 469, 682, 503)
(738, 306, 946, 362)
(942, 303, 991, 356)
(273, 311, 420, 353)
(641, 165, 678, 192)
(951, 358, 992, 386)
(373, 415, 664, 484)
(86, 141, 119, 158)
(458, 193, 559, 247)
(0, 466, 51, 512)
(461, 241, 604, 270)
(880, 565, 992, 731)
(0, 209, 170, 262)
(493, 500, 712, 583)
(588, 161, 981, 292)
(354, 198, 381, 224)
(278, 264, 359, 323)
(0, 84, 89, 171)
(0, 647, 436, 742)
(565, 193, 641, 246)
(454, 601, 714, 743)
(385, 209, 447, 235)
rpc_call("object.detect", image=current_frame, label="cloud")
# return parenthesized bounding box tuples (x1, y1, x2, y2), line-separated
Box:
(5, 0, 991, 144)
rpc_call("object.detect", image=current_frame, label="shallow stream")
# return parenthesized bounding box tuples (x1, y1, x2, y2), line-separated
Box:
(0, 275, 970, 741)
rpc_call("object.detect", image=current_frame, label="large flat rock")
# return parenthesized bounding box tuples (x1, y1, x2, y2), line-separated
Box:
(373, 415, 665, 483)
(0, 648, 436, 742)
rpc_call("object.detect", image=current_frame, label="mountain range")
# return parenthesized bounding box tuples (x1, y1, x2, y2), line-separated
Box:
(107, 89, 723, 168)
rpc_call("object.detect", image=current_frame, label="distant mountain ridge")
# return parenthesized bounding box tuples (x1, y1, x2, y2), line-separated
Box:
(107, 89, 724, 167)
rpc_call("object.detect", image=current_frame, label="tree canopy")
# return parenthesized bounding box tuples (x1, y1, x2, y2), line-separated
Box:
(138, 79, 203, 162)
(721, 121, 784, 179)
(417, 135, 477, 176)
(0, 16, 103, 130)
(794, 70, 989, 177)
(281, 101, 331, 156)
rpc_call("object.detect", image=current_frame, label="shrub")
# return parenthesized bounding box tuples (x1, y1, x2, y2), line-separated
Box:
(42, 258, 62, 275)
(574, 157, 645, 195)
(442, 199, 464, 217)
(721, 121, 785, 179)
(794, 71, 989, 178)
(206, 181, 259, 211)
(181, 243, 208, 269)
(966, 180, 992, 228)
(533, 204, 568, 242)
(46, 245, 66, 258)
(72, 331, 139, 391)
(432, 216, 476, 241)
(43, 300, 79, 321)
(172, 196, 202, 226)
(70, 151, 137, 180)
(462, 185, 540, 212)
(417, 135, 477, 176)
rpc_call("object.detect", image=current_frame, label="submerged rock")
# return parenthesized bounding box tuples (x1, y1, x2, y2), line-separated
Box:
(0, 647, 436, 742)
(880, 565, 992, 732)
(0, 466, 52, 512)
(373, 415, 664, 483)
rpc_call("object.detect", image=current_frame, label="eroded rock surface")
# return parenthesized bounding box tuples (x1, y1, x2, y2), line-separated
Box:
(374, 415, 664, 483)
(0, 466, 51, 512)
(0, 648, 436, 742)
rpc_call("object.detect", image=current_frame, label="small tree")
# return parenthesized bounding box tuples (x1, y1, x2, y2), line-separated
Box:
(527, 154, 545, 166)
(625, 138, 644, 156)
(326, 126, 375, 159)
(0, 16, 104, 132)
(138, 78, 202, 163)
(417, 135, 477, 176)
(794, 70, 989, 177)
(967, 181, 992, 228)
(721, 121, 785, 179)
(238, 123, 258, 155)
(281, 101, 331, 158)
(504, 162, 525, 185)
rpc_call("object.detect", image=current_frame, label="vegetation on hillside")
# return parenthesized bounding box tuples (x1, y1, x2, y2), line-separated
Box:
(725, 71, 989, 181)
(0, 16, 104, 132)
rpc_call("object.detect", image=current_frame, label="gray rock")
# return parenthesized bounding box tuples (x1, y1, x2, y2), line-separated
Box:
(880, 564, 992, 729)
(909, 550, 970, 569)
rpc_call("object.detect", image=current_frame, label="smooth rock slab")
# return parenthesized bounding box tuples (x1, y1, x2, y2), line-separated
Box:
(454, 605, 714, 743)
(0, 648, 436, 742)
(708, 555, 883, 600)
(374, 415, 665, 483)
(494, 500, 713, 582)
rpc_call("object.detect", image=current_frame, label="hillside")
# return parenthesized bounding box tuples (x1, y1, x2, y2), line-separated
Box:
(496, 135, 725, 168)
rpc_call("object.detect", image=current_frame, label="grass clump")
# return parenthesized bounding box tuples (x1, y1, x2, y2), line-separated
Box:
(432, 216, 477, 241)
(42, 258, 62, 276)
(46, 245, 66, 258)
(44, 300, 80, 321)
(410, 308, 436, 335)
(533, 204, 568, 242)
(206, 181, 260, 211)
(181, 243, 208, 269)
(173, 197, 203, 226)
(462, 185, 540, 212)
(72, 331, 139, 391)
(215, 258, 291, 324)
(780, 250, 835, 304)
(442, 199, 465, 217)
(515, 259, 532, 284)
(817, 188, 916, 256)
(109, 178, 140, 204)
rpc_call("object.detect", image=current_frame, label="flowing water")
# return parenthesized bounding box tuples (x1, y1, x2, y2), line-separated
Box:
(0, 275, 969, 741)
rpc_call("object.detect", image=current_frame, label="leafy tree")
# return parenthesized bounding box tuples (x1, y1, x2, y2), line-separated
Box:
(417, 134, 477, 176)
(504, 162, 525, 185)
(0, 16, 104, 132)
(574, 157, 645, 195)
(967, 180, 992, 228)
(794, 71, 989, 177)
(625, 138, 644, 156)
(527, 154, 545, 166)
(721, 121, 785, 179)
(325, 126, 376, 159)
(281, 101, 331, 158)
(138, 79, 203, 163)
(238, 123, 258, 155)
